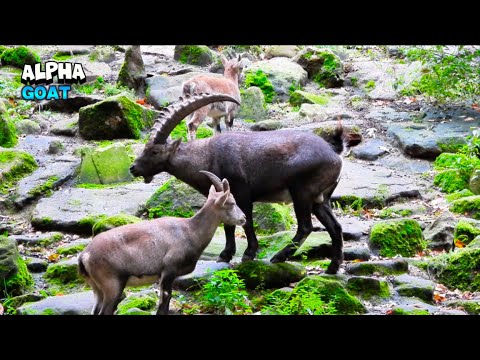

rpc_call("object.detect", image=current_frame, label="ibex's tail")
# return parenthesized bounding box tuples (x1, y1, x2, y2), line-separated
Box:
(78, 254, 90, 279)
(323, 120, 363, 155)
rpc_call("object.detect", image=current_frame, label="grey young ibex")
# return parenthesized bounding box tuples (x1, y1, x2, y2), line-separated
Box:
(130, 93, 362, 274)
(182, 55, 242, 140)
(78, 171, 246, 315)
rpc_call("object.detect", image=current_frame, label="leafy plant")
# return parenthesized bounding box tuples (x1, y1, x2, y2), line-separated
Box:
(196, 269, 252, 314)
(402, 46, 480, 102)
(244, 70, 275, 103)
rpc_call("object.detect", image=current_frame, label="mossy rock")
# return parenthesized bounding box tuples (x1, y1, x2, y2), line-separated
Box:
(390, 307, 430, 315)
(78, 94, 157, 140)
(434, 152, 474, 170)
(170, 119, 213, 142)
(346, 276, 390, 299)
(446, 189, 475, 202)
(434, 169, 471, 194)
(289, 90, 329, 107)
(44, 257, 82, 285)
(174, 45, 217, 66)
(0, 46, 40, 68)
(56, 239, 90, 256)
(92, 213, 142, 236)
(77, 143, 134, 184)
(0, 148, 38, 194)
(292, 276, 365, 314)
(117, 45, 145, 96)
(347, 259, 409, 276)
(444, 300, 480, 315)
(467, 235, 480, 249)
(243, 70, 276, 103)
(238, 86, 267, 121)
(0, 236, 34, 297)
(234, 260, 306, 290)
(0, 102, 18, 148)
(1, 292, 45, 314)
(117, 290, 158, 315)
(146, 177, 205, 219)
(426, 248, 480, 292)
(454, 219, 480, 245)
(450, 195, 480, 219)
(292, 47, 344, 88)
(369, 219, 425, 257)
(252, 203, 294, 236)
(15, 119, 41, 135)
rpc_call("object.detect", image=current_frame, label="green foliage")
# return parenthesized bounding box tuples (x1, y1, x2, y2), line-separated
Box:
(252, 203, 294, 235)
(0, 111, 18, 148)
(402, 46, 480, 102)
(454, 220, 480, 245)
(450, 195, 480, 219)
(433, 152, 479, 194)
(263, 287, 337, 315)
(244, 70, 275, 103)
(365, 80, 376, 91)
(73, 77, 135, 98)
(392, 308, 430, 315)
(196, 269, 252, 315)
(446, 189, 475, 202)
(52, 53, 73, 61)
(350, 76, 358, 86)
(170, 119, 213, 142)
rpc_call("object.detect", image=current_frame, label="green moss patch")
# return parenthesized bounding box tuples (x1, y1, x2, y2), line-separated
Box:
(27, 176, 59, 197)
(450, 195, 480, 219)
(252, 203, 294, 236)
(170, 119, 213, 142)
(433, 153, 480, 194)
(0, 102, 18, 148)
(445, 300, 480, 315)
(289, 90, 329, 107)
(369, 219, 426, 257)
(0, 46, 40, 68)
(92, 213, 141, 236)
(234, 260, 306, 290)
(264, 276, 365, 315)
(117, 291, 158, 315)
(1, 256, 34, 297)
(174, 45, 215, 66)
(446, 189, 475, 202)
(434, 169, 471, 194)
(0, 149, 38, 194)
(454, 219, 480, 245)
(44, 259, 82, 285)
(244, 70, 275, 103)
(346, 276, 390, 299)
(347, 259, 409, 276)
(56, 241, 89, 256)
(391, 307, 430, 315)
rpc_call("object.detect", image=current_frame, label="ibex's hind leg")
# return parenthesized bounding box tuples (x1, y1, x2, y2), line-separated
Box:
(97, 278, 125, 315)
(156, 273, 175, 315)
(224, 113, 234, 131)
(89, 280, 104, 315)
(271, 187, 313, 263)
(312, 202, 343, 274)
(187, 106, 209, 141)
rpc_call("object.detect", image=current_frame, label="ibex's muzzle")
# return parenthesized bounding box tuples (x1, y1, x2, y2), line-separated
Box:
(129, 165, 153, 184)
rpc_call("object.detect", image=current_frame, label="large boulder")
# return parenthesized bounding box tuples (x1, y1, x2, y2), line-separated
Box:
(0, 149, 38, 194)
(0, 101, 17, 148)
(17, 291, 94, 315)
(77, 143, 134, 184)
(293, 47, 344, 88)
(78, 95, 157, 140)
(369, 219, 426, 257)
(450, 196, 480, 220)
(117, 45, 146, 97)
(265, 45, 299, 59)
(423, 211, 456, 251)
(346, 259, 409, 276)
(0, 46, 40, 68)
(174, 45, 218, 67)
(243, 58, 307, 102)
(14, 120, 41, 136)
(0, 235, 33, 297)
(237, 86, 267, 121)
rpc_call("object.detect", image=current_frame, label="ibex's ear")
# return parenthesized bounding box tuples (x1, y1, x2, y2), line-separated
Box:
(215, 191, 229, 207)
(221, 54, 228, 66)
(209, 184, 216, 196)
(168, 138, 182, 153)
(222, 178, 230, 193)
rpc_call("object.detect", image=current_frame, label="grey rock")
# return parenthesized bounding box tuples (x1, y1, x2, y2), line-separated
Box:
(25, 257, 48, 272)
(378, 154, 432, 174)
(250, 120, 283, 131)
(469, 169, 480, 195)
(117, 45, 146, 97)
(14, 157, 80, 208)
(174, 45, 218, 67)
(467, 235, 480, 249)
(234, 260, 306, 289)
(243, 58, 307, 102)
(299, 103, 327, 121)
(393, 274, 435, 302)
(423, 211, 456, 251)
(238, 86, 267, 121)
(17, 291, 94, 315)
(89, 46, 116, 63)
(10, 232, 63, 246)
(352, 139, 389, 161)
(366, 107, 411, 122)
(48, 140, 65, 154)
(50, 118, 79, 137)
(265, 46, 299, 59)
(347, 259, 409, 275)
(173, 260, 231, 290)
(15, 120, 41, 135)
(200, 230, 248, 261)
(81, 61, 112, 82)
(332, 161, 421, 206)
(346, 276, 390, 299)
(31, 182, 158, 235)
(443, 299, 480, 315)
(56, 46, 93, 55)
(344, 247, 371, 261)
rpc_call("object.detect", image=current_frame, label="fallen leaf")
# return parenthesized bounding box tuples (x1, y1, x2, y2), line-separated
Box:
(473, 104, 479, 112)
(136, 98, 146, 105)
(55, 293, 64, 297)
(352, 259, 364, 263)
(385, 309, 394, 315)
(455, 239, 466, 248)
(48, 253, 60, 262)
(433, 292, 446, 303)
(464, 117, 474, 122)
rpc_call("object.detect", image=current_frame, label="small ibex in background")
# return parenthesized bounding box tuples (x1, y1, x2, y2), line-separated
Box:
(182, 55, 242, 140)
(78, 171, 246, 315)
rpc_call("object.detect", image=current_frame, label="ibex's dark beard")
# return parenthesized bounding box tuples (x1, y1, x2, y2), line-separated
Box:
(143, 175, 154, 184)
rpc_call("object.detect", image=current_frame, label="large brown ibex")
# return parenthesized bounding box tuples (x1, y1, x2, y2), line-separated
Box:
(182, 55, 242, 140)
(130, 93, 362, 275)
(78, 170, 246, 315)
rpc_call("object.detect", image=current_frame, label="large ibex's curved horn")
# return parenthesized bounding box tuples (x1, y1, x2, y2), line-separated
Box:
(200, 170, 223, 192)
(152, 93, 240, 144)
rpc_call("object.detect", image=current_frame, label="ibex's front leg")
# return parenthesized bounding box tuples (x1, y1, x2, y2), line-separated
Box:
(156, 273, 175, 315)
(187, 107, 209, 141)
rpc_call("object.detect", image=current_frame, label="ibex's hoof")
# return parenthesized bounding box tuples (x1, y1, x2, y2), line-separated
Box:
(325, 262, 340, 274)
(241, 254, 255, 262)
(216, 252, 232, 263)
(270, 253, 288, 263)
